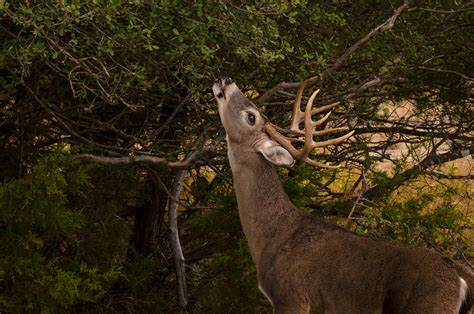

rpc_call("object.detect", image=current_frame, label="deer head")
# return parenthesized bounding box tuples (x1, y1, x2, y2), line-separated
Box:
(213, 77, 294, 166)
(213, 77, 354, 168)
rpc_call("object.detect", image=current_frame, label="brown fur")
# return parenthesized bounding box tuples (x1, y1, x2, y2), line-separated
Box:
(213, 78, 473, 313)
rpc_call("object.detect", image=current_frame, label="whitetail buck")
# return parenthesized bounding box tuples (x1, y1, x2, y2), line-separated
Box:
(213, 77, 473, 314)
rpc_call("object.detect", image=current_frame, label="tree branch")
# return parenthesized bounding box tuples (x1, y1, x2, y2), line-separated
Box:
(72, 128, 226, 169)
(363, 144, 474, 201)
(72, 151, 203, 169)
(417, 66, 473, 80)
(415, 145, 473, 171)
(168, 169, 188, 309)
(354, 126, 474, 142)
(257, 81, 302, 104)
(258, 2, 409, 103)
(325, 3, 409, 77)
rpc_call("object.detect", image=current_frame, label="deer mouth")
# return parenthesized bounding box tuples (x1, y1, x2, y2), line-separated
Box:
(213, 77, 235, 101)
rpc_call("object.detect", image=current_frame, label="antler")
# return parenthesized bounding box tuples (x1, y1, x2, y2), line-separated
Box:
(264, 78, 354, 169)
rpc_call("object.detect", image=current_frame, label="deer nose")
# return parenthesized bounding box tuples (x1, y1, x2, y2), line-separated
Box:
(223, 77, 233, 85)
(213, 77, 237, 101)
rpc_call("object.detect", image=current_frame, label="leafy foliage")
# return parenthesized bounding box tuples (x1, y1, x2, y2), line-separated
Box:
(0, 0, 472, 312)
(192, 239, 263, 313)
(356, 184, 471, 257)
(0, 153, 120, 312)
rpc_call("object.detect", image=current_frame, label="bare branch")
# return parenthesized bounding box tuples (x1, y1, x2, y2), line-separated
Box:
(72, 152, 201, 169)
(168, 169, 188, 309)
(258, 81, 302, 104)
(344, 169, 367, 228)
(258, 3, 409, 103)
(354, 126, 474, 142)
(72, 131, 226, 169)
(417, 66, 473, 80)
(415, 145, 473, 171)
(325, 3, 409, 77)
(362, 144, 474, 201)
(437, 0, 474, 22)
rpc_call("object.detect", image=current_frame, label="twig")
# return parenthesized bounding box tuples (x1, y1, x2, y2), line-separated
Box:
(425, 172, 473, 180)
(80, 116, 150, 149)
(344, 168, 367, 228)
(417, 66, 473, 80)
(20, 81, 142, 155)
(150, 170, 191, 209)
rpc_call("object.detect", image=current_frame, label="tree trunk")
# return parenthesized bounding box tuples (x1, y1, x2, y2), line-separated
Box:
(131, 174, 169, 256)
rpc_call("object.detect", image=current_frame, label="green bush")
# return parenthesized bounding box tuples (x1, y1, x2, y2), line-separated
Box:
(0, 153, 120, 312)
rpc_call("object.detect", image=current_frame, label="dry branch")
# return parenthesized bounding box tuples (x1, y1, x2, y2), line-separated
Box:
(73, 152, 201, 169)
(325, 3, 409, 76)
(258, 2, 409, 103)
(362, 144, 474, 201)
(168, 170, 188, 309)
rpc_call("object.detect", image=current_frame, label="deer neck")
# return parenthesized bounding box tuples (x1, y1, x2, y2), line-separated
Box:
(227, 142, 301, 264)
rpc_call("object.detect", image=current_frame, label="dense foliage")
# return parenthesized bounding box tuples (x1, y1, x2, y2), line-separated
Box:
(1, 0, 472, 312)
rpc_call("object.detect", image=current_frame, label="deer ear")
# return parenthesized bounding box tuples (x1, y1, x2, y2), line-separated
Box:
(257, 140, 294, 166)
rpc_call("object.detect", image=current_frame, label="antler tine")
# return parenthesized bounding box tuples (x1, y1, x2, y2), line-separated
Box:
(291, 82, 342, 129)
(301, 157, 342, 169)
(300, 89, 320, 159)
(290, 76, 318, 131)
(270, 123, 305, 136)
(312, 130, 355, 148)
(271, 124, 347, 137)
(310, 101, 341, 116)
(300, 89, 355, 160)
(313, 127, 348, 136)
(313, 111, 332, 128)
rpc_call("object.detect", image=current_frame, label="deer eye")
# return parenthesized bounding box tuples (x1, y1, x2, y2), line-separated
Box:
(247, 112, 256, 125)
(216, 92, 224, 99)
